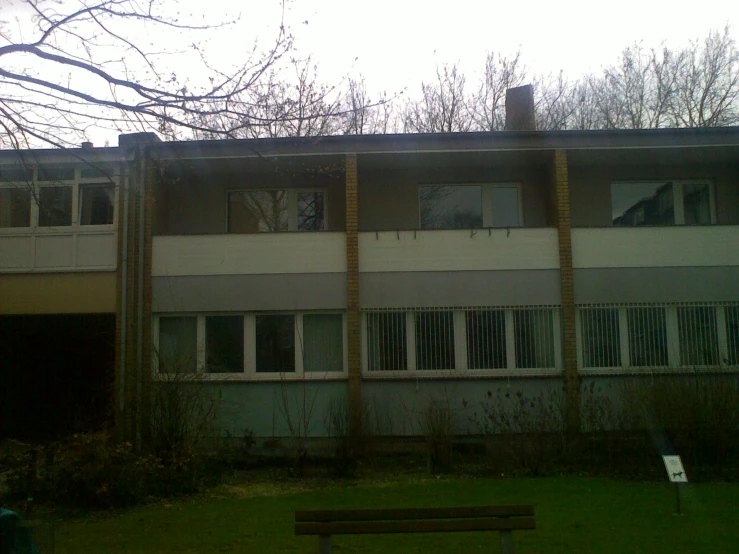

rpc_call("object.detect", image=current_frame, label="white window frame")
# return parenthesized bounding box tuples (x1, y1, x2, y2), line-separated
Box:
(610, 180, 717, 226)
(577, 303, 737, 374)
(226, 188, 328, 233)
(417, 183, 524, 230)
(361, 307, 561, 379)
(153, 312, 348, 381)
(0, 165, 117, 234)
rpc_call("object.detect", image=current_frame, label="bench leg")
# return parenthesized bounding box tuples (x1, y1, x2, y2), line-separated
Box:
(319, 534, 332, 554)
(500, 530, 514, 554)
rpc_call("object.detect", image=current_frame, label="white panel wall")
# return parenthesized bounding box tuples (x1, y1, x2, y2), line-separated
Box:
(0, 231, 117, 272)
(572, 227, 739, 268)
(359, 229, 560, 272)
(152, 233, 347, 276)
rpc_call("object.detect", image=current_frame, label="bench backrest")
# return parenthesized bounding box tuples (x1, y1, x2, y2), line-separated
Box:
(295, 505, 535, 536)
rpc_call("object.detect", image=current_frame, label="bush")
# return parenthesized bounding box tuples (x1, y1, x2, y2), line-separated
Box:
(323, 396, 356, 478)
(424, 398, 455, 474)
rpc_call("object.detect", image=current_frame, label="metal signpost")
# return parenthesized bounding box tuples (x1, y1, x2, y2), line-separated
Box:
(662, 455, 688, 515)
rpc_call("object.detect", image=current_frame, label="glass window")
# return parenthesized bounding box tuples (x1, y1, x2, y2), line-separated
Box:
(627, 307, 668, 367)
(420, 185, 482, 229)
(205, 316, 244, 373)
(514, 309, 555, 368)
(612, 182, 674, 226)
(0, 167, 32, 182)
(297, 192, 325, 231)
(158, 316, 198, 373)
(303, 314, 343, 372)
(466, 310, 506, 369)
(580, 308, 620, 368)
(255, 314, 295, 373)
(79, 184, 114, 225)
(0, 188, 31, 228)
(489, 186, 521, 227)
(367, 312, 407, 371)
(726, 306, 739, 366)
(415, 311, 455, 370)
(678, 307, 719, 366)
(80, 166, 112, 179)
(682, 183, 712, 225)
(38, 186, 72, 227)
(228, 190, 288, 232)
(37, 166, 75, 181)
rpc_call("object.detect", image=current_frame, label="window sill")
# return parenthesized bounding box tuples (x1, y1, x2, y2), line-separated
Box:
(578, 366, 739, 377)
(361, 369, 563, 380)
(153, 372, 348, 383)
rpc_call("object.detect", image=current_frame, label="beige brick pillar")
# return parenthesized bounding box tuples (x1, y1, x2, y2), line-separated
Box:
(553, 149, 580, 431)
(345, 154, 362, 438)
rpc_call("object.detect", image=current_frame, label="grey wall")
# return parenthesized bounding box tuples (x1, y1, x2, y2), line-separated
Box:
(360, 270, 561, 308)
(153, 273, 347, 312)
(358, 163, 552, 231)
(574, 266, 739, 304)
(569, 162, 739, 227)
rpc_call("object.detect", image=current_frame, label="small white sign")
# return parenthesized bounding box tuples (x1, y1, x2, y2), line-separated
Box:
(663, 455, 688, 483)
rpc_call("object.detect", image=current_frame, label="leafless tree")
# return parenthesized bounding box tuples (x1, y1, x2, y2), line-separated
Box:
(471, 51, 527, 131)
(340, 77, 397, 135)
(403, 62, 471, 133)
(0, 0, 295, 149)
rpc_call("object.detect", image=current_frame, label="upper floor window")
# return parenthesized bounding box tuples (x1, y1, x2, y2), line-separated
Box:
(0, 164, 115, 230)
(227, 189, 325, 232)
(419, 184, 522, 230)
(611, 181, 715, 226)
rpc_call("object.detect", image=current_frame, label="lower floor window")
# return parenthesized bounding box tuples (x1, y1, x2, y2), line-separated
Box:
(155, 312, 345, 376)
(363, 307, 560, 373)
(578, 303, 737, 370)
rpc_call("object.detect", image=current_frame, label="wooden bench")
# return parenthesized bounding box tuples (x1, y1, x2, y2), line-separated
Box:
(295, 505, 535, 554)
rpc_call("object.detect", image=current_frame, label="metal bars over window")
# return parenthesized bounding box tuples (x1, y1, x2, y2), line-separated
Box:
(362, 307, 561, 374)
(577, 303, 738, 371)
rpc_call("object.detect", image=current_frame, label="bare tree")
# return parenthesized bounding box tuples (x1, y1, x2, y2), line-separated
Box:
(403, 62, 471, 133)
(471, 51, 527, 131)
(0, 0, 295, 149)
(340, 77, 397, 135)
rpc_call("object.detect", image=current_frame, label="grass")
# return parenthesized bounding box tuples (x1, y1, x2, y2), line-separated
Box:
(53, 476, 739, 553)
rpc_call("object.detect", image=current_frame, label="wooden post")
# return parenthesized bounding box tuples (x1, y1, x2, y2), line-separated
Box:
(319, 534, 332, 554)
(500, 529, 515, 554)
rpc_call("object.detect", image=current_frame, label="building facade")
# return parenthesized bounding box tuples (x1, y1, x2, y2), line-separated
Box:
(2, 128, 738, 440)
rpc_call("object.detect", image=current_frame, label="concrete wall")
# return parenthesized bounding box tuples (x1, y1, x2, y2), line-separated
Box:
(569, 162, 739, 227)
(358, 162, 551, 231)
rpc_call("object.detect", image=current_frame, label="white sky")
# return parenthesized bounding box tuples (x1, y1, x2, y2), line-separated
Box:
(1, 0, 737, 145)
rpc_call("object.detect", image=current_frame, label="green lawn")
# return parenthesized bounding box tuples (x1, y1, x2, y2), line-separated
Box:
(55, 476, 738, 553)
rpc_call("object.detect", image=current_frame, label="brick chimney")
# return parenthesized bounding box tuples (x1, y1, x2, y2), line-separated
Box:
(505, 85, 536, 131)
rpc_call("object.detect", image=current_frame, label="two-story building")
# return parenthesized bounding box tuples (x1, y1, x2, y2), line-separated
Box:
(2, 123, 738, 441)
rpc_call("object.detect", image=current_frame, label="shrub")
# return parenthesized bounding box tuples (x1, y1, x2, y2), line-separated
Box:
(323, 396, 356, 477)
(423, 398, 455, 474)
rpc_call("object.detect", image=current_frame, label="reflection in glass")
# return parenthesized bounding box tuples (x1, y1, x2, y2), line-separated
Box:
(159, 316, 198, 373)
(490, 186, 521, 227)
(420, 185, 482, 229)
(206, 316, 244, 373)
(683, 183, 711, 225)
(256, 314, 295, 372)
(297, 192, 325, 231)
(38, 186, 72, 227)
(228, 190, 288, 232)
(79, 184, 115, 225)
(0, 188, 31, 228)
(612, 182, 674, 226)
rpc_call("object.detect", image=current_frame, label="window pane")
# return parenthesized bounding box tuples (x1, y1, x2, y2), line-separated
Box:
(158, 316, 198, 373)
(678, 307, 719, 366)
(612, 182, 674, 226)
(303, 314, 343, 372)
(256, 314, 295, 373)
(727, 306, 739, 366)
(38, 186, 72, 227)
(0, 167, 32, 182)
(628, 307, 668, 367)
(38, 166, 75, 181)
(79, 184, 114, 225)
(490, 187, 521, 227)
(297, 192, 325, 231)
(80, 166, 112, 179)
(367, 312, 407, 371)
(206, 316, 244, 373)
(415, 311, 455, 370)
(420, 185, 482, 229)
(228, 190, 288, 232)
(683, 183, 712, 225)
(466, 310, 506, 369)
(0, 188, 31, 228)
(514, 309, 554, 368)
(581, 308, 620, 368)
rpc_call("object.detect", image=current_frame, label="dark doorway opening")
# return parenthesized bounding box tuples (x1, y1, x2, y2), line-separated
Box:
(0, 313, 115, 440)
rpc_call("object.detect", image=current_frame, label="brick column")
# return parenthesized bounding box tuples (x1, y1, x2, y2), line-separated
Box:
(553, 149, 580, 431)
(345, 154, 362, 438)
